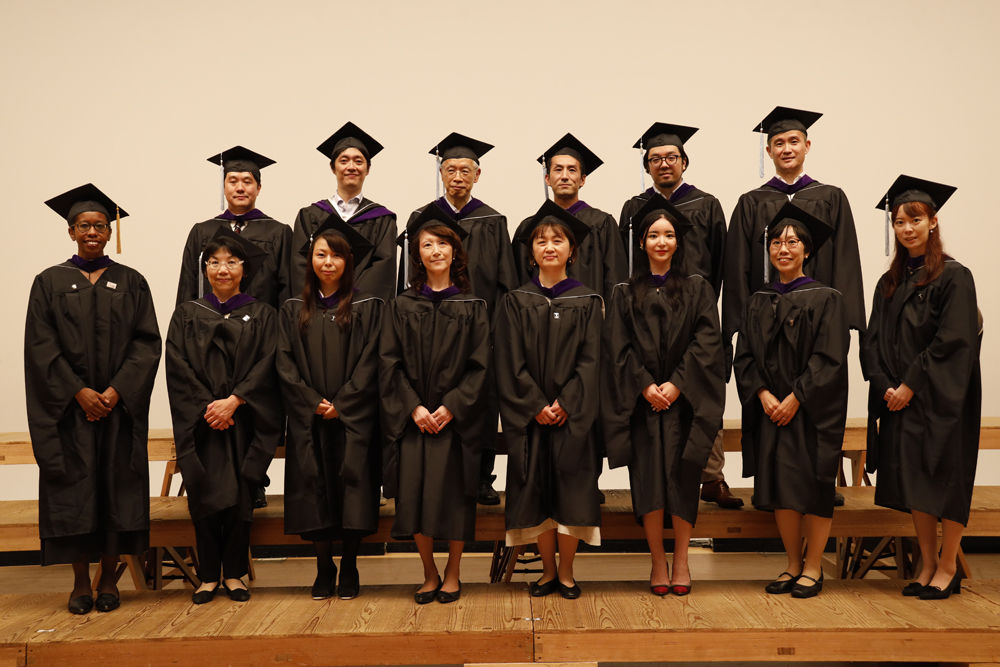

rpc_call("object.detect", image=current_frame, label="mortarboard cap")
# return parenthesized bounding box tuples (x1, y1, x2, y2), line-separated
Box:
(514, 199, 592, 247)
(46, 183, 129, 254)
(755, 106, 823, 139)
(299, 214, 375, 260)
(397, 204, 469, 248)
(629, 193, 693, 243)
(316, 122, 383, 162)
(206, 226, 269, 283)
(633, 122, 699, 152)
(538, 133, 603, 175)
(205, 146, 276, 184)
(430, 132, 493, 163)
(761, 201, 834, 254)
(877, 174, 956, 213)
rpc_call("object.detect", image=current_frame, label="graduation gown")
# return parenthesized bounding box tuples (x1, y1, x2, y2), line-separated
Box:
(277, 294, 383, 538)
(513, 201, 628, 301)
(176, 211, 293, 308)
(861, 260, 981, 525)
(379, 289, 490, 541)
(618, 184, 727, 297)
(495, 281, 603, 533)
(722, 179, 865, 371)
(165, 298, 282, 521)
(601, 275, 725, 525)
(291, 200, 397, 302)
(733, 280, 849, 518)
(25, 261, 161, 563)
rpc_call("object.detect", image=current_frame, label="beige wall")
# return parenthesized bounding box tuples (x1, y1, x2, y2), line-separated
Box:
(2, 0, 997, 497)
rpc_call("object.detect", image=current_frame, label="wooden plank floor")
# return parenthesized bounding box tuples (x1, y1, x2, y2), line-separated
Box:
(0, 580, 998, 665)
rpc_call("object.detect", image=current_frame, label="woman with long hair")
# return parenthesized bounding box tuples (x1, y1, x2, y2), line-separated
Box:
(166, 229, 282, 605)
(497, 200, 603, 600)
(862, 176, 980, 599)
(602, 194, 724, 596)
(380, 207, 490, 604)
(278, 218, 383, 600)
(733, 203, 849, 599)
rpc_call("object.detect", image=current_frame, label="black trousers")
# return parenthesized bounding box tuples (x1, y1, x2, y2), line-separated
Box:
(193, 506, 251, 583)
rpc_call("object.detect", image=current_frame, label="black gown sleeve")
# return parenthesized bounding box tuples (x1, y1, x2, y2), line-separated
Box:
(706, 197, 728, 297)
(378, 298, 423, 498)
(275, 221, 294, 305)
(828, 189, 866, 333)
(108, 274, 162, 418)
(230, 306, 280, 484)
(176, 225, 205, 306)
(732, 297, 767, 479)
(721, 194, 755, 378)
(599, 212, 629, 299)
(358, 215, 397, 302)
(512, 217, 534, 287)
(554, 296, 602, 433)
(290, 207, 311, 297)
(494, 294, 549, 431)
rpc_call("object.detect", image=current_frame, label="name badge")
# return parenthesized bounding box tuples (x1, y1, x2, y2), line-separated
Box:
(553, 312, 560, 320)
(106, 281, 117, 290)
(243, 314, 251, 322)
(70, 284, 77, 290)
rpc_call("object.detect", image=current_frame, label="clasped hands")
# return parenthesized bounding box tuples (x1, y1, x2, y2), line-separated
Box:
(204, 395, 244, 430)
(75, 386, 119, 422)
(643, 382, 680, 412)
(757, 389, 800, 426)
(883, 383, 913, 412)
(412, 405, 454, 434)
(315, 399, 339, 420)
(535, 399, 567, 426)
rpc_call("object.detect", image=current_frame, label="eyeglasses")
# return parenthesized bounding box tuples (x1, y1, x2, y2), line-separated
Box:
(647, 154, 682, 167)
(74, 222, 110, 233)
(205, 259, 245, 270)
(442, 166, 475, 177)
(769, 239, 802, 250)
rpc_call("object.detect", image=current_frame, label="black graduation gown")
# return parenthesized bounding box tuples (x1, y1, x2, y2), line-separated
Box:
(277, 295, 383, 538)
(495, 282, 603, 532)
(165, 299, 282, 521)
(733, 281, 849, 518)
(291, 200, 397, 302)
(25, 261, 161, 564)
(618, 185, 727, 297)
(861, 260, 981, 525)
(722, 180, 865, 371)
(512, 201, 629, 301)
(601, 276, 725, 525)
(176, 214, 293, 308)
(379, 289, 490, 541)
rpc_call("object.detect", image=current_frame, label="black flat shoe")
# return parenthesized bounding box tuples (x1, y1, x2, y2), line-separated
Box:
(765, 571, 800, 595)
(437, 582, 461, 604)
(558, 581, 581, 600)
(68, 594, 93, 615)
(337, 567, 360, 600)
(833, 491, 845, 507)
(902, 581, 928, 596)
(791, 573, 824, 598)
(192, 586, 217, 605)
(414, 577, 442, 605)
(529, 578, 559, 597)
(919, 572, 962, 600)
(95, 593, 120, 612)
(311, 571, 336, 600)
(223, 582, 251, 602)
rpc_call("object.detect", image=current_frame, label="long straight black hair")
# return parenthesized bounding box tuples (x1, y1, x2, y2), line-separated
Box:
(298, 231, 355, 331)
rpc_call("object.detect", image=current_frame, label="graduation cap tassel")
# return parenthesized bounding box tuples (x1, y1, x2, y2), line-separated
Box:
(639, 139, 646, 192)
(884, 195, 891, 257)
(198, 249, 205, 298)
(219, 154, 225, 211)
(758, 125, 766, 179)
(434, 150, 442, 200)
(763, 224, 770, 284)
(628, 218, 634, 277)
(115, 205, 121, 254)
(403, 229, 409, 289)
(542, 160, 549, 201)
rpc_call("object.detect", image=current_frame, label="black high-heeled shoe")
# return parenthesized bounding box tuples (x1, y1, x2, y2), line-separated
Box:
(902, 581, 928, 597)
(95, 592, 120, 612)
(68, 594, 94, 614)
(311, 570, 336, 600)
(791, 573, 824, 599)
(919, 571, 962, 600)
(414, 576, 442, 605)
(337, 567, 360, 600)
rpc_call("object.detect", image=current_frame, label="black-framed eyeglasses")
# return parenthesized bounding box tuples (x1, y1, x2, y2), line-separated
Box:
(647, 154, 682, 167)
(74, 222, 111, 233)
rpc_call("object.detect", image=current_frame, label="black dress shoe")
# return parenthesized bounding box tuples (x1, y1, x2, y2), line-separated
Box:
(902, 581, 928, 596)
(68, 594, 94, 615)
(223, 582, 251, 602)
(337, 567, 360, 600)
(529, 578, 560, 597)
(311, 570, 336, 600)
(477, 475, 500, 505)
(437, 582, 461, 604)
(95, 593, 120, 612)
(791, 573, 824, 598)
(765, 572, 800, 595)
(192, 586, 217, 605)
(701, 480, 744, 509)
(414, 577, 442, 605)
(558, 581, 582, 600)
(833, 491, 845, 507)
(919, 572, 962, 600)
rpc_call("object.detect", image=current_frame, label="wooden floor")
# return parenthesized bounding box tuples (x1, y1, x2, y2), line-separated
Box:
(0, 579, 998, 666)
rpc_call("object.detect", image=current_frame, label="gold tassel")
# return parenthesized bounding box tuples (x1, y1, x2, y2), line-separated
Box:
(115, 205, 121, 254)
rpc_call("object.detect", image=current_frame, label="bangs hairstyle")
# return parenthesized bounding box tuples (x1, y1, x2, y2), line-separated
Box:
(629, 211, 688, 308)
(408, 224, 472, 293)
(643, 145, 689, 172)
(766, 220, 814, 256)
(330, 144, 371, 168)
(882, 200, 944, 299)
(299, 231, 356, 330)
(201, 238, 249, 278)
(528, 221, 579, 267)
